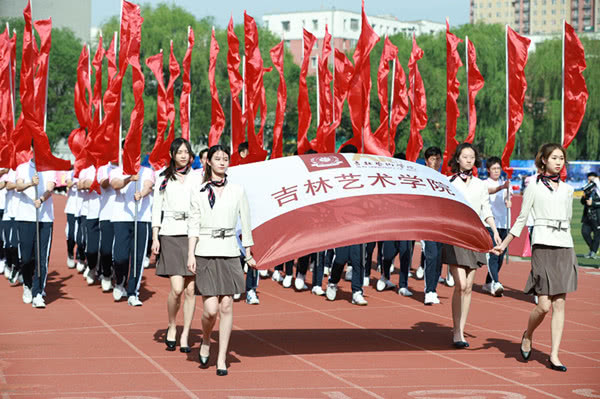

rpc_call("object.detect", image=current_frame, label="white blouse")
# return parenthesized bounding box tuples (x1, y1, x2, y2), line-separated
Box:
(449, 175, 493, 223)
(152, 169, 201, 236)
(510, 180, 574, 248)
(188, 182, 254, 257)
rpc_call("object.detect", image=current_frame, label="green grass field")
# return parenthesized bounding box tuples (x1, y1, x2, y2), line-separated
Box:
(570, 198, 600, 269)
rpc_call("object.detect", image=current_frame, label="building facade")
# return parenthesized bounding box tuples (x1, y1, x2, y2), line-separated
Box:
(262, 9, 445, 73)
(470, 0, 598, 35)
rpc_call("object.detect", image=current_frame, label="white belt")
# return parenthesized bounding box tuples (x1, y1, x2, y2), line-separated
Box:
(163, 211, 188, 221)
(534, 219, 569, 231)
(198, 227, 236, 239)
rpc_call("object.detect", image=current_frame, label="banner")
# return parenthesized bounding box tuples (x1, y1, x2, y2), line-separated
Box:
(229, 154, 493, 269)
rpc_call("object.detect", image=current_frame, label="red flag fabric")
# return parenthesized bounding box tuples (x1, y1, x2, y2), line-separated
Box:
(91, 35, 105, 131)
(465, 38, 484, 144)
(501, 26, 530, 178)
(146, 52, 167, 170)
(227, 18, 245, 165)
(388, 57, 409, 155)
(314, 26, 333, 153)
(441, 21, 463, 175)
(270, 41, 286, 159)
(0, 29, 14, 146)
(208, 28, 225, 147)
(32, 18, 52, 127)
(105, 33, 117, 88)
(121, 1, 145, 176)
(297, 28, 316, 155)
(180, 27, 194, 141)
(406, 34, 428, 163)
(71, 45, 93, 176)
(563, 21, 588, 150)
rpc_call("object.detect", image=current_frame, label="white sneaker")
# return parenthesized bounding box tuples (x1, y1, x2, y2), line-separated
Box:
(76, 262, 85, 273)
(258, 269, 268, 278)
(83, 266, 90, 279)
(101, 276, 112, 292)
(127, 296, 143, 306)
(352, 291, 368, 306)
(424, 292, 440, 305)
(282, 275, 293, 288)
(86, 269, 96, 285)
(324, 266, 330, 276)
(408, 270, 413, 278)
(143, 256, 150, 269)
(0, 259, 5, 274)
(363, 276, 370, 287)
(66, 258, 76, 269)
(113, 283, 125, 302)
(415, 266, 424, 280)
(9, 270, 20, 285)
(491, 282, 504, 297)
(246, 289, 260, 305)
(294, 274, 308, 290)
(376, 277, 395, 292)
(4, 265, 11, 278)
(233, 293, 242, 300)
(344, 267, 352, 281)
(271, 270, 283, 283)
(445, 273, 455, 287)
(22, 286, 33, 304)
(482, 282, 493, 294)
(398, 287, 413, 297)
(326, 283, 338, 301)
(31, 293, 46, 308)
(390, 265, 395, 275)
(311, 286, 325, 296)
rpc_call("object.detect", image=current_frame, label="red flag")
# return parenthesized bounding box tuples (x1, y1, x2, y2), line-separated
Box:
(388, 57, 409, 155)
(32, 18, 52, 127)
(208, 28, 225, 147)
(297, 28, 316, 155)
(0, 29, 14, 147)
(180, 27, 194, 141)
(71, 45, 93, 176)
(441, 21, 463, 175)
(406, 34, 428, 163)
(227, 18, 245, 165)
(270, 41, 286, 159)
(465, 38, 484, 144)
(146, 51, 167, 170)
(105, 32, 117, 89)
(370, 37, 398, 156)
(501, 26, 530, 178)
(314, 26, 333, 153)
(91, 35, 105, 131)
(121, 2, 145, 176)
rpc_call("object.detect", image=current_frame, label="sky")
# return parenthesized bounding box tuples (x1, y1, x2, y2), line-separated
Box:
(92, 0, 469, 28)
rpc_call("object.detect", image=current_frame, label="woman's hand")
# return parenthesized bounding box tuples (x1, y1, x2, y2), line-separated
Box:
(151, 239, 160, 255)
(493, 231, 502, 246)
(187, 254, 196, 274)
(246, 257, 257, 269)
(490, 245, 504, 256)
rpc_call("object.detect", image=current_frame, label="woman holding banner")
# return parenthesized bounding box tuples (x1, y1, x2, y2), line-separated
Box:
(152, 138, 199, 353)
(187, 144, 255, 376)
(493, 143, 577, 372)
(442, 143, 502, 349)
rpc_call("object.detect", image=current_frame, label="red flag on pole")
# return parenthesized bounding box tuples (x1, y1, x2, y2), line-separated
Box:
(32, 18, 52, 127)
(208, 28, 225, 147)
(270, 41, 286, 159)
(91, 35, 105, 131)
(406, 34, 427, 163)
(105, 33, 117, 89)
(441, 20, 463, 175)
(146, 51, 168, 169)
(465, 38, 484, 144)
(501, 26, 530, 178)
(180, 26, 194, 141)
(227, 17, 245, 165)
(314, 25, 333, 152)
(389, 57, 409, 156)
(297, 28, 316, 155)
(70, 45, 93, 176)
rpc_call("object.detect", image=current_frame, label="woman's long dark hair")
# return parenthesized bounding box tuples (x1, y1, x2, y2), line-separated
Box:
(160, 138, 194, 182)
(202, 144, 229, 183)
(448, 142, 481, 173)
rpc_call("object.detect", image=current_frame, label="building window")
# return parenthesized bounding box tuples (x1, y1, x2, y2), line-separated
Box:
(393, 27, 397, 34)
(372, 23, 376, 29)
(552, 9, 556, 14)
(533, 10, 537, 15)
(350, 18, 359, 31)
(543, 9, 547, 14)
(310, 56, 317, 69)
(284, 40, 290, 48)
(312, 19, 318, 30)
(282, 21, 290, 32)
(497, 12, 501, 16)
(344, 19, 347, 31)
(552, 0, 556, 3)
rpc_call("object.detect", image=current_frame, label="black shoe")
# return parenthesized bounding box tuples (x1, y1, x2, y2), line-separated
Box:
(199, 340, 209, 367)
(548, 359, 567, 372)
(180, 346, 191, 353)
(216, 368, 228, 376)
(453, 341, 469, 349)
(165, 328, 176, 352)
(520, 331, 531, 361)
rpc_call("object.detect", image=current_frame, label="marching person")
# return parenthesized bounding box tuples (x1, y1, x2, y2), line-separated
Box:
(15, 158, 57, 308)
(63, 170, 79, 269)
(109, 160, 155, 306)
(442, 143, 501, 348)
(492, 143, 578, 372)
(187, 144, 255, 376)
(152, 138, 199, 352)
(97, 161, 118, 291)
(79, 164, 101, 285)
(1, 169, 21, 283)
(581, 172, 600, 259)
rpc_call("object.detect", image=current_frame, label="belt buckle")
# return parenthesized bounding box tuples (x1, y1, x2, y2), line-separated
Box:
(557, 221, 562, 230)
(212, 229, 226, 239)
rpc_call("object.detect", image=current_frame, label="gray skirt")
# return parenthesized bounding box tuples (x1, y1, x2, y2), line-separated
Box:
(442, 244, 487, 269)
(156, 235, 194, 278)
(194, 256, 245, 297)
(525, 245, 578, 296)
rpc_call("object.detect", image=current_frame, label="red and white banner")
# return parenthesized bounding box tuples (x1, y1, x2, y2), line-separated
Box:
(229, 154, 493, 269)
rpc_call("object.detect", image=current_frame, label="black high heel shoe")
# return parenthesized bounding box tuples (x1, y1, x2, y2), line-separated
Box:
(548, 359, 567, 372)
(180, 346, 191, 353)
(165, 327, 176, 352)
(520, 331, 531, 361)
(216, 368, 228, 376)
(452, 341, 469, 349)
(199, 339, 209, 367)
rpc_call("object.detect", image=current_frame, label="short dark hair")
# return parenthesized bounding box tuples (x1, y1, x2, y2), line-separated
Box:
(238, 141, 249, 153)
(587, 172, 598, 178)
(424, 147, 441, 159)
(199, 148, 208, 159)
(393, 152, 406, 160)
(339, 144, 358, 154)
(486, 156, 502, 170)
(534, 143, 567, 173)
(448, 142, 481, 173)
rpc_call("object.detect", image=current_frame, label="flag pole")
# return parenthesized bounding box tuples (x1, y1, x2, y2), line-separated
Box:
(465, 36, 470, 136)
(505, 25, 510, 262)
(316, 55, 320, 127)
(98, 32, 103, 121)
(389, 56, 396, 153)
(118, 1, 123, 167)
(187, 25, 191, 142)
(330, 18, 335, 126)
(561, 19, 565, 147)
(7, 22, 16, 128)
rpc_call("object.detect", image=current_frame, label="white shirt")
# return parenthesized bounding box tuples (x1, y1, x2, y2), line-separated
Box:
(64, 171, 79, 215)
(15, 161, 57, 222)
(2, 170, 19, 220)
(485, 178, 511, 229)
(449, 175, 493, 223)
(510, 179, 574, 248)
(109, 166, 155, 223)
(152, 169, 201, 236)
(80, 165, 101, 219)
(0, 185, 5, 211)
(97, 163, 117, 221)
(188, 182, 254, 257)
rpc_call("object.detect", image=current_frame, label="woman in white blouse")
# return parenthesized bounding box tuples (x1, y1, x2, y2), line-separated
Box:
(493, 143, 577, 372)
(442, 143, 501, 349)
(152, 138, 200, 353)
(187, 145, 256, 376)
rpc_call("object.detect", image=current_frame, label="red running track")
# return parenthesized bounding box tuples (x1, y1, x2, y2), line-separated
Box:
(0, 195, 599, 398)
